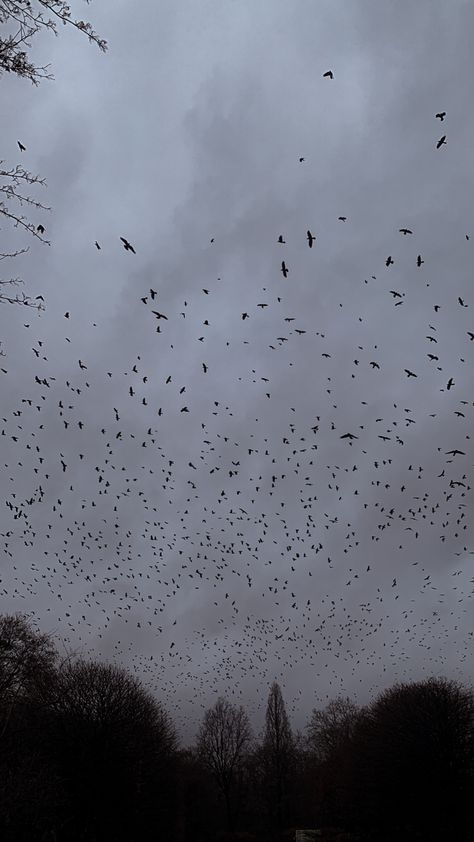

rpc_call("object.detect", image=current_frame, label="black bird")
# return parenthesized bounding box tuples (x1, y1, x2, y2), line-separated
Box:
(458, 297, 467, 307)
(152, 311, 168, 320)
(150, 289, 157, 299)
(95, 241, 101, 249)
(18, 140, 26, 151)
(404, 369, 417, 378)
(436, 135, 447, 149)
(467, 332, 474, 340)
(278, 235, 285, 243)
(307, 230, 315, 248)
(120, 236, 136, 253)
(299, 157, 305, 163)
(281, 261, 289, 278)
(338, 216, 347, 221)
(446, 377, 455, 390)
(340, 433, 358, 440)
(445, 449, 465, 456)
(399, 228, 413, 235)
(323, 70, 334, 79)
(37, 224, 45, 234)
(435, 111, 446, 121)
(417, 254, 424, 267)
(386, 256, 394, 267)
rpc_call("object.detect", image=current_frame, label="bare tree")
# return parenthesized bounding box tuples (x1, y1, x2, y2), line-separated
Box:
(197, 696, 252, 831)
(0, 0, 107, 85)
(262, 681, 295, 827)
(350, 677, 474, 837)
(0, 1, 106, 321)
(307, 695, 360, 764)
(0, 161, 49, 312)
(43, 659, 177, 839)
(0, 612, 57, 737)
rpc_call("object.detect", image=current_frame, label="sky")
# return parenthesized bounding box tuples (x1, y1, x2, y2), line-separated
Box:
(1, 0, 474, 743)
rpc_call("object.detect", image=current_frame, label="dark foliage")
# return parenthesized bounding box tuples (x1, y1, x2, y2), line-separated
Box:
(0, 615, 473, 841)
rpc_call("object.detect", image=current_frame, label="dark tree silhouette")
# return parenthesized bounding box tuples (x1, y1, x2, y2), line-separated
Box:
(262, 681, 295, 828)
(43, 659, 177, 841)
(307, 696, 359, 764)
(350, 677, 474, 838)
(197, 696, 252, 831)
(0, 612, 56, 736)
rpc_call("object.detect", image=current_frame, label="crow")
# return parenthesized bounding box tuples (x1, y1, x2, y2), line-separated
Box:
(18, 140, 26, 151)
(386, 256, 394, 267)
(436, 135, 447, 149)
(307, 230, 315, 248)
(281, 261, 289, 278)
(435, 111, 446, 121)
(120, 237, 136, 253)
(323, 70, 334, 79)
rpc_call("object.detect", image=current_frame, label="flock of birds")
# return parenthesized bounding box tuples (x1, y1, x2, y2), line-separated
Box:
(3, 76, 473, 738)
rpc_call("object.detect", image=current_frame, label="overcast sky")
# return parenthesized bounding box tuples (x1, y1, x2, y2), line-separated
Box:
(1, 0, 474, 742)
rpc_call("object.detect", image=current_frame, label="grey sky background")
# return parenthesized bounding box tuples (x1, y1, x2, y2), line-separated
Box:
(1, 0, 474, 741)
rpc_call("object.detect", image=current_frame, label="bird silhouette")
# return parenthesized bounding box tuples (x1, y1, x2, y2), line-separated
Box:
(18, 140, 26, 151)
(120, 237, 136, 253)
(281, 261, 289, 278)
(435, 111, 446, 121)
(323, 70, 334, 79)
(436, 135, 447, 149)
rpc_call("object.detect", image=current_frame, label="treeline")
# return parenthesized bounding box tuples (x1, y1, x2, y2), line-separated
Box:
(0, 614, 473, 841)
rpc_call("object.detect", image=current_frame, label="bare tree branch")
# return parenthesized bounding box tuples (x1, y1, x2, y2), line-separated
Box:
(0, 1, 106, 85)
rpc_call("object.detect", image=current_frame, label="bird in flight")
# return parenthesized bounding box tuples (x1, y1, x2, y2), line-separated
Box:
(307, 230, 315, 248)
(404, 369, 417, 378)
(338, 216, 347, 221)
(95, 241, 101, 250)
(18, 140, 26, 152)
(281, 261, 289, 278)
(435, 111, 446, 121)
(299, 157, 305, 163)
(340, 432, 358, 440)
(386, 256, 394, 267)
(278, 235, 285, 244)
(417, 254, 424, 267)
(120, 237, 136, 254)
(323, 70, 334, 79)
(436, 135, 447, 149)
(399, 228, 413, 235)
(37, 224, 45, 234)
